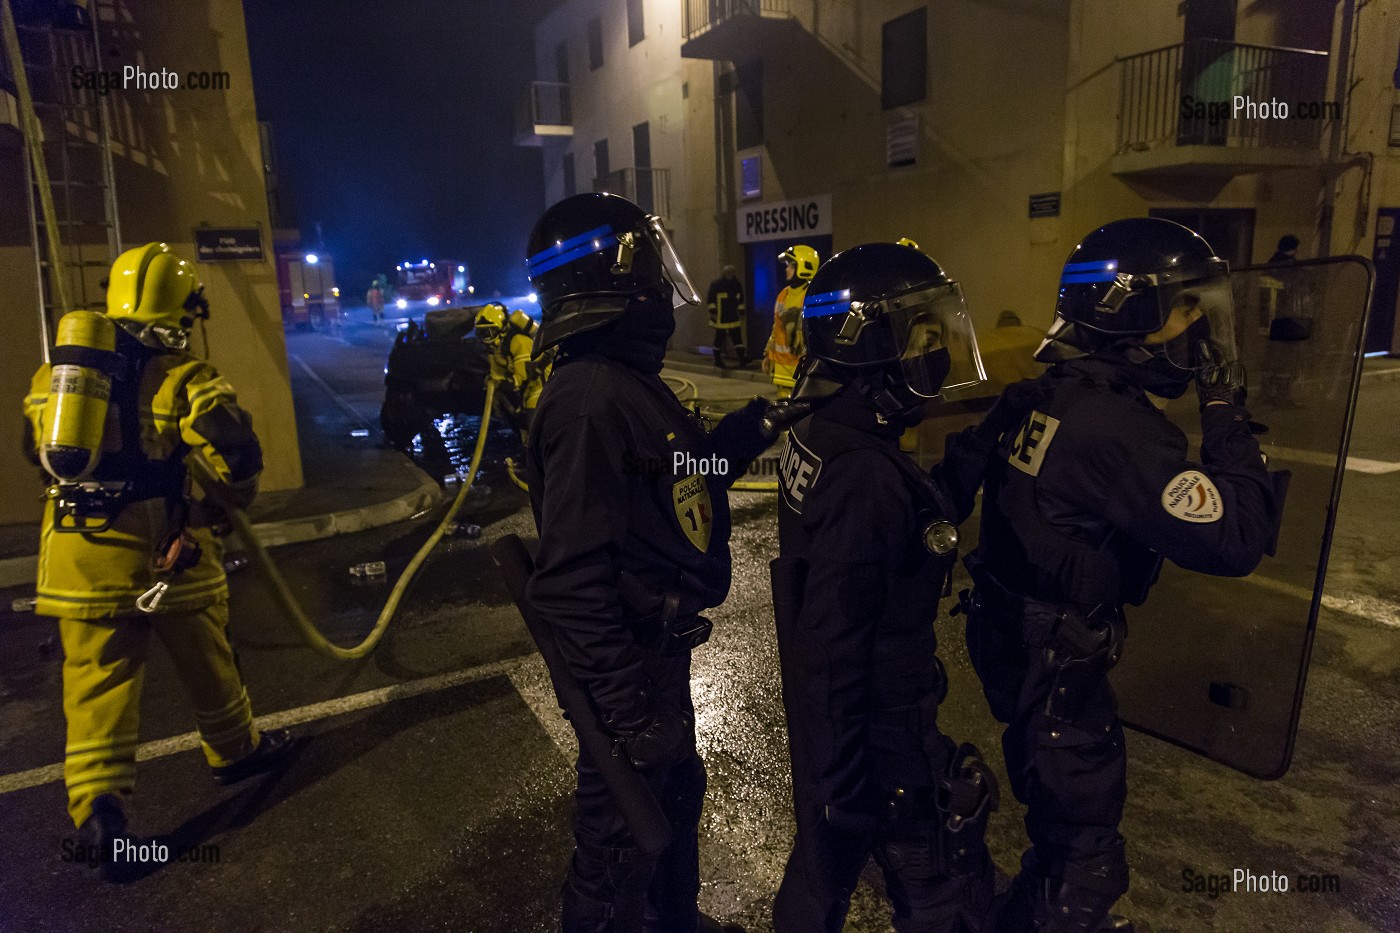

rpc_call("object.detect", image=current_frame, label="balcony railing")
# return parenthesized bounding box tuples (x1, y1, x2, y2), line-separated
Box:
(513, 81, 572, 146)
(593, 168, 672, 219)
(683, 0, 790, 41)
(1117, 39, 1330, 154)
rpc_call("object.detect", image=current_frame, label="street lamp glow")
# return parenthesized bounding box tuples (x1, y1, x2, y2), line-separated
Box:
(457, 265, 465, 272)
(527, 293, 538, 303)
(396, 298, 407, 310)
(305, 253, 319, 264)
(467, 285, 475, 294)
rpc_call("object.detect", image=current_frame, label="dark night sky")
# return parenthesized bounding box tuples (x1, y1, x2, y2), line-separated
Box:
(242, 0, 556, 298)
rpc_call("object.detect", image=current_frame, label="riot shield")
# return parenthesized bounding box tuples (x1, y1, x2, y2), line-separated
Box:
(1112, 256, 1374, 779)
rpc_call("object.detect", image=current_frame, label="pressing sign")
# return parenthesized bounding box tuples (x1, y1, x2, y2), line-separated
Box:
(778, 435, 823, 514)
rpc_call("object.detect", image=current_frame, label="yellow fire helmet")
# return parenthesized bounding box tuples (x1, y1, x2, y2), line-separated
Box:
(474, 302, 508, 341)
(779, 244, 819, 282)
(105, 242, 205, 347)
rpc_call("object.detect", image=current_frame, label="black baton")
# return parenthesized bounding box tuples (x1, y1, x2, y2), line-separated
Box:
(489, 534, 672, 855)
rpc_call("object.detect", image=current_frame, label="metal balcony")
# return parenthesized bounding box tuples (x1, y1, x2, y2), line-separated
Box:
(514, 81, 572, 147)
(680, 0, 798, 61)
(593, 168, 671, 220)
(1113, 39, 1331, 177)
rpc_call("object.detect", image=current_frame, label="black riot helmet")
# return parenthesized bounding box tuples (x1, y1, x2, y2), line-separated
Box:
(793, 242, 985, 420)
(1038, 218, 1238, 390)
(524, 192, 701, 356)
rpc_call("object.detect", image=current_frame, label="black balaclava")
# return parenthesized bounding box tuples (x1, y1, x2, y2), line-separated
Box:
(1090, 341, 1193, 399)
(560, 285, 676, 374)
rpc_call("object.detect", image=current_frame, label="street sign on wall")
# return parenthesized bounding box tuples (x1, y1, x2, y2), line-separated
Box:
(737, 194, 832, 244)
(194, 227, 265, 262)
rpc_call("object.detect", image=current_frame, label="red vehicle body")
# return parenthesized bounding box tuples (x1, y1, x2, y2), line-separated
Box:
(394, 260, 470, 310)
(275, 247, 341, 329)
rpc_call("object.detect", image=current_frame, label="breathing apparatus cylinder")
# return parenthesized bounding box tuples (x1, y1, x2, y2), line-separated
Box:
(40, 310, 119, 483)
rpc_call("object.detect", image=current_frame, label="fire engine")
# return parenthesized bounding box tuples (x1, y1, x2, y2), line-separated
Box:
(394, 260, 471, 312)
(276, 249, 341, 329)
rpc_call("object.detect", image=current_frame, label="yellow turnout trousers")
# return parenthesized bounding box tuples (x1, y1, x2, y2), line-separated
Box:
(59, 600, 260, 827)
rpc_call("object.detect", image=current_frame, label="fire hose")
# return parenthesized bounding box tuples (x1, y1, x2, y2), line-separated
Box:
(187, 380, 497, 662)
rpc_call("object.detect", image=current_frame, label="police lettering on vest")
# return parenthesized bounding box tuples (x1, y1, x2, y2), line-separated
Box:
(778, 434, 822, 514)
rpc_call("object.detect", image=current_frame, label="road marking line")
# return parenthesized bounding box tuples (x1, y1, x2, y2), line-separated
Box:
(1184, 433, 1400, 474)
(507, 654, 577, 762)
(288, 352, 379, 437)
(0, 656, 525, 796)
(1264, 445, 1400, 475)
(1243, 574, 1400, 628)
(1361, 366, 1400, 379)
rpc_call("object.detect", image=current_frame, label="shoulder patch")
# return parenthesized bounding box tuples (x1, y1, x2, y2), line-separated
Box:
(1006, 410, 1060, 477)
(778, 433, 822, 514)
(1161, 470, 1223, 523)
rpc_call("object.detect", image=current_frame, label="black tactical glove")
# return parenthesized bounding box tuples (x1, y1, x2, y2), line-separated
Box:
(974, 379, 1042, 444)
(756, 397, 813, 441)
(614, 708, 694, 772)
(1195, 339, 1247, 409)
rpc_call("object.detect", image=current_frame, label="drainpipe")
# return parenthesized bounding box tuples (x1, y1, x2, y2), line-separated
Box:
(1318, 0, 1357, 257)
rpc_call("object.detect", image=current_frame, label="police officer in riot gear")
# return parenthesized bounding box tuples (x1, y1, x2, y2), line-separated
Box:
(523, 192, 804, 932)
(771, 242, 1025, 932)
(965, 218, 1286, 932)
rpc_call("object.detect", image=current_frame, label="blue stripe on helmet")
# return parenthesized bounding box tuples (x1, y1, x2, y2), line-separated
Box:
(1062, 259, 1118, 274)
(1060, 271, 1120, 285)
(525, 224, 616, 275)
(801, 289, 852, 318)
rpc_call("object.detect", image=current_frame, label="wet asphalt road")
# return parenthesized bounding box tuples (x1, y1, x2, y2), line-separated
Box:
(1, 317, 1397, 931)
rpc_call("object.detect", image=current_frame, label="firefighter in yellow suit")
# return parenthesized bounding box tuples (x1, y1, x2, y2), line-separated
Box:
(24, 242, 293, 878)
(764, 244, 818, 396)
(475, 303, 551, 439)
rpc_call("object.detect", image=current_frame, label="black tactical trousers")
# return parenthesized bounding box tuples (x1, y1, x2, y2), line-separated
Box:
(773, 719, 992, 933)
(965, 601, 1130, 919)
(562, 655, 706, 933)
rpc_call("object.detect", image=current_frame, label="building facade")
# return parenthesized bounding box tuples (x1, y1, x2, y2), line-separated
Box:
(520, 0, 1400, 361)
(0, 0, 302, 525)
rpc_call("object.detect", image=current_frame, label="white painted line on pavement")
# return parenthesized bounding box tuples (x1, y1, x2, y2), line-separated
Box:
(1264, 445, 1400, 475)
(288, 352, 378, 436)
(1244, 574, 1400, 628)
(507, 653, 578, 762)
(1361, 366, 1400, 379)
(0, 656, 525, 796)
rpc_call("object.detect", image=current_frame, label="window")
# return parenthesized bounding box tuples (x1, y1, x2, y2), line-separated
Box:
(562, 152, 576, 197)
(594, 139, 610, 181)
(735, 60, 763, 151)
(740, 153, 762, 200)
(627, 0, 644, 46)
(886, 113, 918, 168)
(881, 7, 927, 110)
(587, 16, 604, 70)
(554, 42, 569, 84)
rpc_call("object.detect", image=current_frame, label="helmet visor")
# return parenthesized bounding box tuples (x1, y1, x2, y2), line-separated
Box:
(643, 215, 701, 306)
(890, 283, 986, 398)
(1145, 275, 1238, 371)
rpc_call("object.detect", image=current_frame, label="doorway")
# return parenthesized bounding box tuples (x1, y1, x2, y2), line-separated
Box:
(743, 235, 834, 364)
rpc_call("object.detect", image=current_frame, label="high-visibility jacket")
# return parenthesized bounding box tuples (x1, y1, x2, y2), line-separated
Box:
(767, 282, 808, 388)
(24, 338, 262, 619)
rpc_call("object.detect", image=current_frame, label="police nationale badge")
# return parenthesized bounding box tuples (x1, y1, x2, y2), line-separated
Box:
(672, 472, 713, 551)
(1161, 470, 1223, 523)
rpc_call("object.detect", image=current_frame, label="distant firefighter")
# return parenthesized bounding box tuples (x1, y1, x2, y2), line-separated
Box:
(24, 242, 294, 881)
(765, 244, 819, 395)
(474, 302, 551, 441)
(706, 264, 747, 368)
